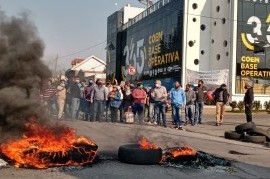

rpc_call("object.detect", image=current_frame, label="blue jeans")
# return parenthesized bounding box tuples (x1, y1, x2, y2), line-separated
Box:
(93, 100, 105, 122)
(155, 102, 166, 125)
(148, 102, 156, 122)
(47, 98, 57, 118)
(185, 105, 195, 124)
(71, 97, 80, 120)
(105, 101, 111, 121)
(119, 103, 125, 122)
(110, 106, 118, 122)
(85, 101, 94, 121)
(132, 103, 145, 123)
(172, 104, 182, 126)
(79, 98, 87, 112)
(195, 101, 204, 123)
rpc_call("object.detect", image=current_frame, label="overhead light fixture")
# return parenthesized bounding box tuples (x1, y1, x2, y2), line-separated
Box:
(138, 0, 153, 7)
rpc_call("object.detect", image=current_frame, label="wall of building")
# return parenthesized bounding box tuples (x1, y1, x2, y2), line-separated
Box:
(122, 4, 145, 24)
(183, 0, 231, 73)
(75, 60, 105, 72)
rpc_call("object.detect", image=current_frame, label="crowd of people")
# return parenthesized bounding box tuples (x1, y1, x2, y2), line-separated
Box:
(40, 77, 254, 130)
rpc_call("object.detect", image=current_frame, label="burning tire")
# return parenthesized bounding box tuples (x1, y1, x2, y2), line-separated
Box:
(118, 144, 162, 165)
(243, 135, 266, 143)
(224, 131, 243, 140)
(248, 127, 270, 140)
(0, 120, 98, 169)
(235, 122, 256, 134)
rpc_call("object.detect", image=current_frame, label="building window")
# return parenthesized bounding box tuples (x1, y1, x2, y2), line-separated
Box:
(223, 40, 228, 47)
(222, 18, 226, 24)
(216, 54, 221, 60)
(201, 50, 205, 55)
(212, 39, 215, 44)
(216, 6, 220, 12)
(214, 21, 217, 26)
(200, 24, 206, 31)
(194, 59, 199, 65)
(188, 40, 194, 47)
(192, 3, 198, 9)
(192, 18, 197, 22)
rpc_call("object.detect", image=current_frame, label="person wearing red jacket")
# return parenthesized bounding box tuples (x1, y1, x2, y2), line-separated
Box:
(132, 82, 146, 123)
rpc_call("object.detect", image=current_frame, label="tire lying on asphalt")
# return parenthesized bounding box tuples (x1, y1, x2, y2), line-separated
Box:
(118, 144, 162, 165)
(235, 122, 256, 134)
(243, 135, 266, 143)
(249, 127, 270, 140)
(224, 131, 243, 140)
(267, 128, 270, 141)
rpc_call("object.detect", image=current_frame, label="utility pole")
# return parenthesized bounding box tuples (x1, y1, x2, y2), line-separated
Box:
(54, 54, 58, 78)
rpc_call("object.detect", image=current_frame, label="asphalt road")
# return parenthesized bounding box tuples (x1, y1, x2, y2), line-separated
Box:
(0, 109, 270, 178)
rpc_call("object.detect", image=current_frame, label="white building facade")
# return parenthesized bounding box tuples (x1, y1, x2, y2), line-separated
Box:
(182, 0, 270, 103)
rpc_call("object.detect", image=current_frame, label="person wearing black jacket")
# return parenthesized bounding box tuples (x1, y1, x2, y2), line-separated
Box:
(213, 84, 230, 126)
(243, 81, 254, 122)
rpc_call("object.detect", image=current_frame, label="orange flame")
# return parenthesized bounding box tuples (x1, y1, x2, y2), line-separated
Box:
(0, 118, 98, 169)
(167, 146, 197, 158)
(138, 137, 159, 150)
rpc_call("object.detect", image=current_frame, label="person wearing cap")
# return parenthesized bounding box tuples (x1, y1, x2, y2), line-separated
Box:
(213, 84, 230, 126)
(243, 81, 254, 122)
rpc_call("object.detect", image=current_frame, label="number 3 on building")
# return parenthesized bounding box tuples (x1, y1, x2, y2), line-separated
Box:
(246, 16, 262, 44)
(266, 14, 270, 44)
(244, 14, 270, 47)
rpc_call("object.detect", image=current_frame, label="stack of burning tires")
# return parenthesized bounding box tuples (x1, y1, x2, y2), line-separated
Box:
(225, 122, 270, 144)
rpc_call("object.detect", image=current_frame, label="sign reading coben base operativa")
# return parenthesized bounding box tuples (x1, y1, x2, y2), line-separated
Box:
(236, 0, 270, 79)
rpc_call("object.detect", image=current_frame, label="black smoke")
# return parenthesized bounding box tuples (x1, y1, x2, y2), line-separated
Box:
(0, 10, 51, 128)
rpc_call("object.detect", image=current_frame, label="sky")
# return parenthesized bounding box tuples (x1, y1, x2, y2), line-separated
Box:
(0, 0, 147, 72)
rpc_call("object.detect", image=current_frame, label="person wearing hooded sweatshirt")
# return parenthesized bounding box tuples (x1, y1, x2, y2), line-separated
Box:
(243, 81, 254, 122)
